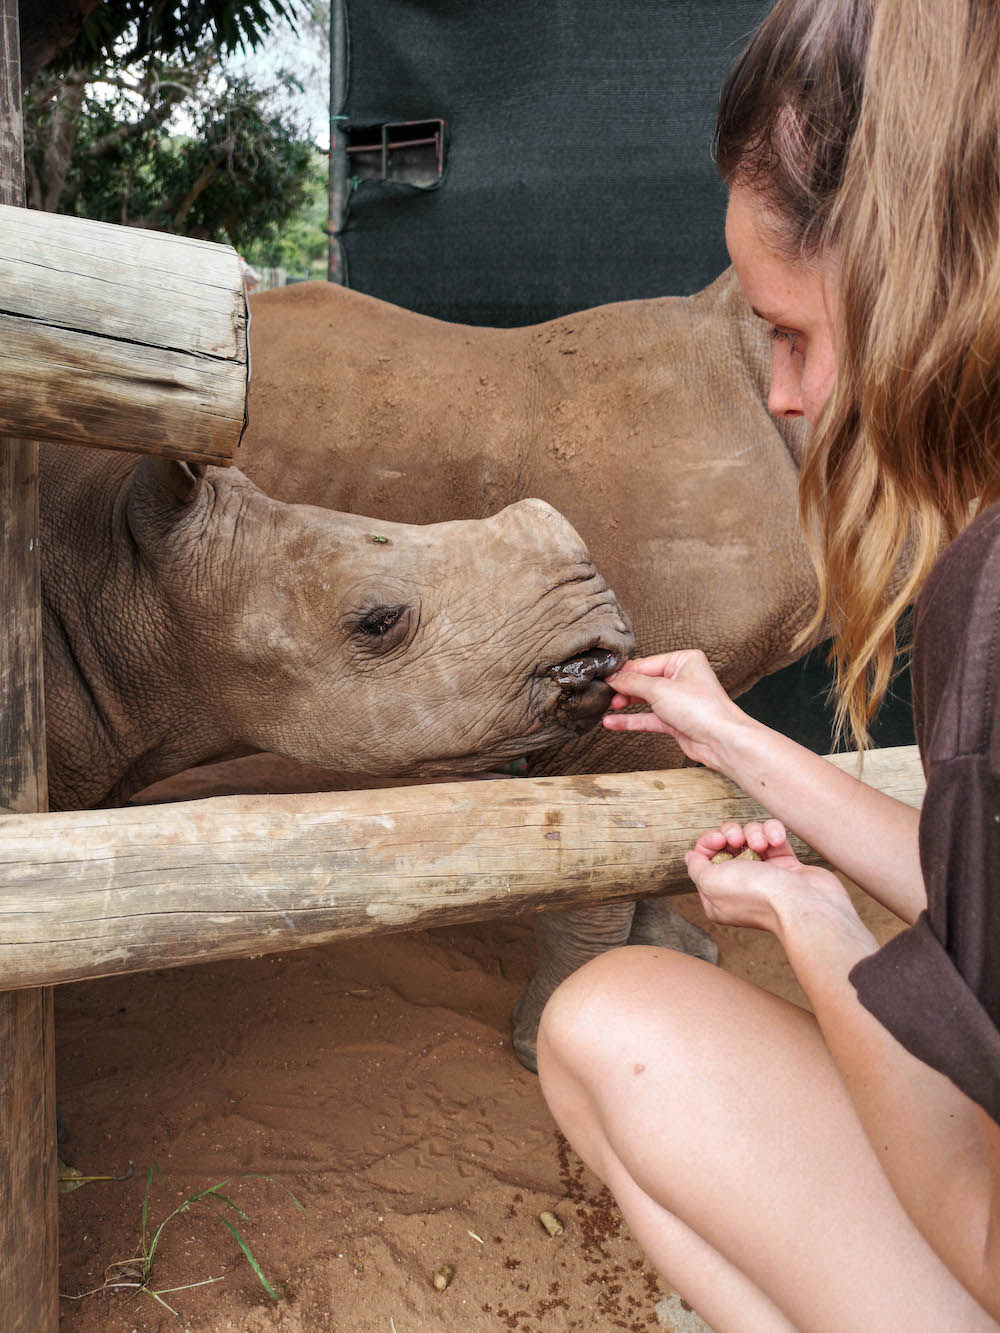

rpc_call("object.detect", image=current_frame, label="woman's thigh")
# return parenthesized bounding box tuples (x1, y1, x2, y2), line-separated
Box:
(537, 946, 998, 1333)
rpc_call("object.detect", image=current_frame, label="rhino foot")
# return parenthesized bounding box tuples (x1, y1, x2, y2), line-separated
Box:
(511, 901, 637, 1073)
(510, 898, 718, 1074)
(627, 896, 719, 964)
(510, 989, 542, 1074)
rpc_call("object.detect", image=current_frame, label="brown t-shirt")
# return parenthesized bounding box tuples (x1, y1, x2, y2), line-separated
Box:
(850, 502, 1000, 1124)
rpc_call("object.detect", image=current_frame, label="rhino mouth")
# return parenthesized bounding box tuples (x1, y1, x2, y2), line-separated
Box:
(406, 647, 625, 777)
(546, 647, 621, 689)
(546, 646, 624, 734)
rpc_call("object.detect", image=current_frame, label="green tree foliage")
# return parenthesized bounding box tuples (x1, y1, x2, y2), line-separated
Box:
(34, 1, 308, 79)
(25, 45, 317, 252)
(163, 77, 315, 250)
(242, 148, 328, 275)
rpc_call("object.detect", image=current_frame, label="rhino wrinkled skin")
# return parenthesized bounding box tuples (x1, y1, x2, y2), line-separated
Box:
(40, 446, 633, 812)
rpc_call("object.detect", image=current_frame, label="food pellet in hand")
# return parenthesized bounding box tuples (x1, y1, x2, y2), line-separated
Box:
(710, 847, 761, 865)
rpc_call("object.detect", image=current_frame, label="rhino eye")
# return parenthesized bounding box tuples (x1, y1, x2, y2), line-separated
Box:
(355, 605, 406, 637)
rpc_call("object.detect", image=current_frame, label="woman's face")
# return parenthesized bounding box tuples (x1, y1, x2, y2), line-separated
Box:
(725, 184, 839, 426)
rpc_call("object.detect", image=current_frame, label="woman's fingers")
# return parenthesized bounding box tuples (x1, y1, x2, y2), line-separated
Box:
(602, 711, 674, 734)
(690, 819, 791, 859)
(682, 846, 715, 892)
(602, 651, 733, 766)
(604, 659, 680, 711)
(762, 818, 790, 849)
(604, 671, 679, 721)
(605, 668, 664, 701)
(620, 649, 711, 679)
(720, 820, 745, 849)
(743, 821, 769, 853)
(692, 828, 729, 856)
(750, 818, 796, 859)
(611, 653, 682, 678)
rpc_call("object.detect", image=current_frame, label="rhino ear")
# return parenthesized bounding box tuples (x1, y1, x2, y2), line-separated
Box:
(134, 456, 207, 505)
(126, 457, 208, 547)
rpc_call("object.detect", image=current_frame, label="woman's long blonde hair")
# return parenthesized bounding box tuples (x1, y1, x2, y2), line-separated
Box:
(716, 0, 1000, 748)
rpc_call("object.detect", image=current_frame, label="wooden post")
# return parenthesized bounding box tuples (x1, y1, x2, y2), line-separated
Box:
(0, 748, 925, 990)
(0, 2, 59, 1329)
(0, 204, 249, 463)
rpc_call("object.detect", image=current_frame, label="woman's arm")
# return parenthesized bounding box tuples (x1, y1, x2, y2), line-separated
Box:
(605, 652, 926, 923)
(723, 715, 926, 923)
(685, 827, 1000, 1318)
(777, 897, 1000, 1319)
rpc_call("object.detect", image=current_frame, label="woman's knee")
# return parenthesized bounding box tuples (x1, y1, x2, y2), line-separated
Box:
(537, 944, 710, 1087)
(538, 944, 628, 1073)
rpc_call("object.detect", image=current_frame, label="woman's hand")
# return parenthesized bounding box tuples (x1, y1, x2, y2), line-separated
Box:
(603, 649, 751, 771)
(683, 817, 861, 938)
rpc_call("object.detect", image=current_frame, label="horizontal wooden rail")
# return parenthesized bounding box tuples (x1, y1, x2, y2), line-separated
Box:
(0, 205, 247, 464)
(0, 746, 924, 990)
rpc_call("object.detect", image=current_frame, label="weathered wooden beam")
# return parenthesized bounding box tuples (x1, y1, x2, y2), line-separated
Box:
(0, 2, 59, 1329)
(0, 747, 924, 991)
(0, 990, 57, 1331)
(0, 204, 248, 464)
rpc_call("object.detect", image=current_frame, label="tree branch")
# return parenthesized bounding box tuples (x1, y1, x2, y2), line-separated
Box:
(86, 82, 189, 159)
(58, 80, 191, 211)
(171, 141, 232, 228)
(40, 80, 85, 211)
(69, 47, 217, 166)
(25, 158, 42, 213)
(83, 73, 144, 94)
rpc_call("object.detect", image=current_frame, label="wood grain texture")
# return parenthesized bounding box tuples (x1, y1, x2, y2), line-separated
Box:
(0, 747, 925, 991)
(0, 204, 248, 463)
(0, 3, 58, 1329)
(0, 443, 45, 814)
(0, 988, 58, 1332)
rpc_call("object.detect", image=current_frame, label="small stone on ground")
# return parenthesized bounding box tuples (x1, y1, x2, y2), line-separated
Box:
(655, 1291, 716, 1331)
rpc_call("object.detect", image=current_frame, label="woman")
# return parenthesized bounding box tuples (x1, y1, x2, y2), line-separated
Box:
(536, 2, 1000, 1330)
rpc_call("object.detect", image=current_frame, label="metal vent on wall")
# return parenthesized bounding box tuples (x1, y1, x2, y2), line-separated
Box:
(346, 120, 446, 187)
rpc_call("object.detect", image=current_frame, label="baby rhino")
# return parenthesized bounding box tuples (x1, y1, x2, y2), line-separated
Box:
(40, 444, 633, 810)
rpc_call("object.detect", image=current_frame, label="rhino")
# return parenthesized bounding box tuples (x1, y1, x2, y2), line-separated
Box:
(133, 267, 813, 1070)
(39, 444, 633, 813)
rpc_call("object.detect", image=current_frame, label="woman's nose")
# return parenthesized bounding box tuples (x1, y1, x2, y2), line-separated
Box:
(767, 343, 805, 418)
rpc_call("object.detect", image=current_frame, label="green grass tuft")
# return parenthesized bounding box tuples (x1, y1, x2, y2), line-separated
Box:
(61, 1164, 303, 1320)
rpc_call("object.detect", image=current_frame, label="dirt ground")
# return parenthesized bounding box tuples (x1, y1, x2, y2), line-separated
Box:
(55, 886, 902, 1333)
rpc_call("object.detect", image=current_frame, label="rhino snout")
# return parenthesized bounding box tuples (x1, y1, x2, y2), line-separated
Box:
(547, 646, 621, 689)
(547, 646, 622, 731)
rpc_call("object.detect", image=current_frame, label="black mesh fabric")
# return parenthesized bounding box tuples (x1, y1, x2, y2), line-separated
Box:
(341, 0, 768, 325)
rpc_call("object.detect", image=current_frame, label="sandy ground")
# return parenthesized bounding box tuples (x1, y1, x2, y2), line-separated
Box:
(55, 886, 902, 1333)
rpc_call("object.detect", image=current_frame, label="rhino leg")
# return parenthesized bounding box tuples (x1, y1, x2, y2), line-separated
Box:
(627, 895, 719, 964)
(511, 897, 719, 1073)
(512, 901, 637, 1072)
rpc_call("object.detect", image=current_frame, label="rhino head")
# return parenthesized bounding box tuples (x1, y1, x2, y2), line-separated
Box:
(119, 457, 634, 784)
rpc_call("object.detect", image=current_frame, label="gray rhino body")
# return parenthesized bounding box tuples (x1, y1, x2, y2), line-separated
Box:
(88, 268, 813, 1068)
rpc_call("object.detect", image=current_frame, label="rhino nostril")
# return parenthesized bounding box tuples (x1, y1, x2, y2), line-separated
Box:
(547, 648, 621, 690)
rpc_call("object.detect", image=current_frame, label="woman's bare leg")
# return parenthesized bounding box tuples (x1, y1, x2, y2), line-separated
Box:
(537, 946, 998, 1333)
